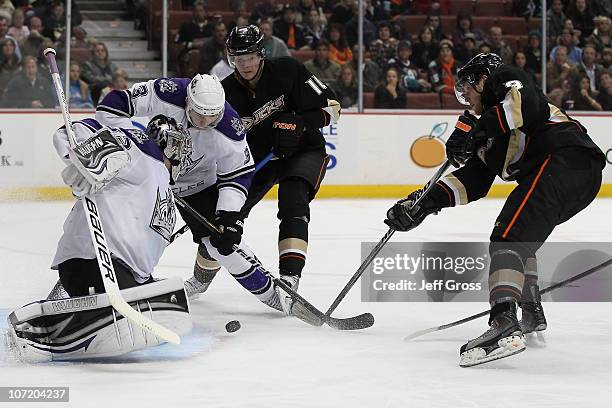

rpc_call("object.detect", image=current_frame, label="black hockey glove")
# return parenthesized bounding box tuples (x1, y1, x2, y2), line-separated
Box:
(271, 113, 304, 159)
(384, 187, 443, 232)
(210, 211, 244, 256)
(445, 111, 488, 168)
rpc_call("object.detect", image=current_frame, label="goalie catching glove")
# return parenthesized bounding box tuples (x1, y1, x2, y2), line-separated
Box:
(384, 186, 445, 232)
(272, 113, 304, 159)
(62, 127, 130, 198)
(445, 111, 489, 168)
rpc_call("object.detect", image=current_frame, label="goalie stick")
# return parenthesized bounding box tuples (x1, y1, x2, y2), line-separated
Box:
(323, 160, 453, 318)
(173, 195, 374, 330)
(169, 152, 274, 244)
(44, 48, 180, 345)
(404, 257, 612, 341)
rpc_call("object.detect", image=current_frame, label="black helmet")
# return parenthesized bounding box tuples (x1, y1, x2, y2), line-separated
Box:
(226, 25, 265, 57)
(455, 53, 503, 105)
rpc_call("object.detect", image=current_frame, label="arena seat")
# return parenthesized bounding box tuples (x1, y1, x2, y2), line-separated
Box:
(441, 93, 465, 110)
(406, 93, 441, 109)
(363, 92, 375, 108)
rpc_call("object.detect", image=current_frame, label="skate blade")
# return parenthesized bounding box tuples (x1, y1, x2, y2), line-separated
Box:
(520, 322, 547, 335)
(459, 335, 526, 367)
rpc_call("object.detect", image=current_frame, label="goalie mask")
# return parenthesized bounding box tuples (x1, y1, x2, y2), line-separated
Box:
(147, 115, 192, 183)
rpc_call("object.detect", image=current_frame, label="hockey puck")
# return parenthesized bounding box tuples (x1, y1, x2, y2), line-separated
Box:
(225, 320, 241, 333)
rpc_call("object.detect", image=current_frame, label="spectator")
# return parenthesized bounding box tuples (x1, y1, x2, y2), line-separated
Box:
(304, 40, 340, 85)
(546, 45, 578, 93)
(512, 0, 541, 19)
(176, 0, 212, 72)
(364, 0, 388, 23)
(3, 55, 54, 108)
(42, 1, 81, 43)
(0, 0, 14, 22)
(260, 19, 291, 58)
(21, 17, 51, 58)
(425, 13, 444, 43)
(274, 4, 306, 50)
(81, 42, 117, 104)
(345, 7, 377, 47)
(70, 26, 96, 49)
(455, 32, 478, 64)
(575, 44, 604, 92)
(68, 62, 93, 109)
(296, 0, 327, 25)
(566, 0, 595, 38)
(252, 0, 280, 24)
(547, 0, 567, 39)
(488, 26, 514, 63)
(412, 26, 439, 71)
(428, 40, 459, 94)
(210, 48, 233, 80)
(479, 42, 493, 54)
(302, 8, 326, 49)
(411, 0, 450, 15)
(602, 47, 612, 69)
(550, 28, 583, 64)
(98, 69, 128, 105)
(326, 23, 352, 65)
(0, 36, 20, 93)
(369, 21, 398, 69)
(329, 0, 355, 26)
(596, 70, 612, 110)
(342, 43, 382, 91)
(562, 74, 602, 110)
(8, 9, 28, 43)
(586, 15, 611, 54)
(374, 66, 405, 108)
(388, 40, 431, 93)
(512, 50, 538, 85)
(451, 11, 485, 47)
(591, 0, 612, 16)
(331, 64, 357, 108)
(562, 18, 583, 46)
(523, 30, 542, 74)
(198, 21, 227, 75)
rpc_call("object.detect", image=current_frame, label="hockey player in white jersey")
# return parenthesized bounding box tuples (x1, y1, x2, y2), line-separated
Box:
(7, 118, 193, 361)
(97, 74, 288, 312)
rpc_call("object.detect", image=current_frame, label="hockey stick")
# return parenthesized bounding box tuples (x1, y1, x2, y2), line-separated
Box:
(44, 48, 180, 345)
(324, 160, 453, 318)
(404, 257, 612, 341)
(173, 195, 374, 330)
(169, 152, 275, 243)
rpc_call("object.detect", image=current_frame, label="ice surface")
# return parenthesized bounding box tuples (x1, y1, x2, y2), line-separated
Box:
(1, 198, 611, 407)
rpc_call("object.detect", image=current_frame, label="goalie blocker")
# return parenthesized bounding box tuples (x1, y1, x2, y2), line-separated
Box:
(7, 278, 191, 362)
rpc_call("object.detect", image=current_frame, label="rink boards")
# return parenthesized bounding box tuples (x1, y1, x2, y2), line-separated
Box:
(0, 110, 610, 200)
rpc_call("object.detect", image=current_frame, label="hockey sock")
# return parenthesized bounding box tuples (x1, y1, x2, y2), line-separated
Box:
(488, 245, 525, 308)
(194, 243, 221, 282)
(278, 216, 308, 277)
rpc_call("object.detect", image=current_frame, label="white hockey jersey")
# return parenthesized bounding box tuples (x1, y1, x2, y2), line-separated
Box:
(51, 118, 176, 283)
(96, 77, 254, 212)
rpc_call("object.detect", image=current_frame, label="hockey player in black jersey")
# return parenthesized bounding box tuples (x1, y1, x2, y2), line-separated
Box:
(385, 53, 605, 367)
(187, 24, 341, 300)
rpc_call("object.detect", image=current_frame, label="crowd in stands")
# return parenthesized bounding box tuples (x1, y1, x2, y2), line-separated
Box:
(175, 0, 611, 110)
(0, 0, 127, 108)
(0, 0, 610, 110)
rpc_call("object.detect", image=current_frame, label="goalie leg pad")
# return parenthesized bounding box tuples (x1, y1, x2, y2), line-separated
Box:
(7, 277, 191, 362)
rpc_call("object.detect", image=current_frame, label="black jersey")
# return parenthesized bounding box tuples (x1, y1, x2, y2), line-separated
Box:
(434, 65, 605, 207)
(221, 57, 340, 161)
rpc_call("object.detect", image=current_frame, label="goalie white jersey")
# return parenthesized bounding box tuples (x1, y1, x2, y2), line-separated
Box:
(96, 77, 255, 212)
(51, 118, 176, 283)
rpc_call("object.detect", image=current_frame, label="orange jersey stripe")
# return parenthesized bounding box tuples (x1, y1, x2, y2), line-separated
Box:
(502, 155, 552, 239)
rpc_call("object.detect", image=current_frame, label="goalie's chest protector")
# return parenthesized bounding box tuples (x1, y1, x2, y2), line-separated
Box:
(52, 125, 176, 283)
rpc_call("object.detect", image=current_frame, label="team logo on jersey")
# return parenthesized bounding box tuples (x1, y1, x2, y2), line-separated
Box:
(132, 84, 148, 98)
(241, 95, 285, 131)
(158, 79, 178, 94)
(127, 129, 149, 144)
(150, 188, 177, 241)
(231, 116, 246, 137)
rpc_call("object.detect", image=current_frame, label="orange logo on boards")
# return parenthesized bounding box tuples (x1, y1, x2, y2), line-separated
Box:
(410, 123, 448, 168)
